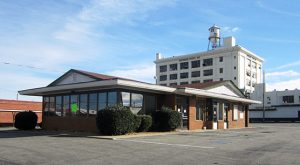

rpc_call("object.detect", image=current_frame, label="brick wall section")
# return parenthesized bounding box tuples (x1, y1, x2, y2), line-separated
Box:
(188, 96, 204, 130)
(43, 116, 98, 133)
(227, 104, 247, 129)
(0, 99, 42, 126)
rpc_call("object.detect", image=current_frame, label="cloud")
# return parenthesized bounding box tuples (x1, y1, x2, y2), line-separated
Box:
(276, 61, 300, 70)
(257, 1, 300, 17)
(222, 26, 240, 33)
(106, 63, 155, 83)
(266, 70, 300, 77)
(266, 78, 300, 91)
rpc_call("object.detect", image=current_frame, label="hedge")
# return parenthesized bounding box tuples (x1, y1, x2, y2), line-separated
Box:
(14, 111, 38, 130)
(96, 105, 135, 135)
(138, 115, 152, 132)
(151, 106, 181, 131)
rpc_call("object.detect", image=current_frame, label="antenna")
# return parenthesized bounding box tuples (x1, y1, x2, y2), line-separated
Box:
(207, 25, 221, 50)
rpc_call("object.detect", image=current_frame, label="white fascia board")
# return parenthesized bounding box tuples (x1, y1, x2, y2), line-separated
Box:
(116, 79, 176, 93)
(19, 80, 118, 96)
(177, 87, 261, 104)
(238, 46, 264, 62)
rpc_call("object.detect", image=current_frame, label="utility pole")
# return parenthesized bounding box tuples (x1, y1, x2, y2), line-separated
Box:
(262, 70, 265, 122)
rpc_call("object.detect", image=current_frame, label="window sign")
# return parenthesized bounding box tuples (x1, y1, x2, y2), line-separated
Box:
(71, 95, 78, 115)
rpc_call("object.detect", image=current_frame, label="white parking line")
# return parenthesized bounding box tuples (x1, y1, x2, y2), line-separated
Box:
(115, 139, 215, 149)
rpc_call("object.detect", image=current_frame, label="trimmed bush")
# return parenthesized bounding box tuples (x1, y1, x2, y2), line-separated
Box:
(14, 111, 38, 130)
(133, 115, 142, 132)
(152, 106, 181, 131)
(138, 115, 152, 132)
(96, 105, 135, 135)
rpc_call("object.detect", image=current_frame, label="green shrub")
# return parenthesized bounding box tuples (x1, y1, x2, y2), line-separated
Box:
(14, 111, 38, 130)
(152, 106, 181, 131)
(96, 105, 135, 135)
(133, 115, 142, 132)
(138, 115, 152, 132)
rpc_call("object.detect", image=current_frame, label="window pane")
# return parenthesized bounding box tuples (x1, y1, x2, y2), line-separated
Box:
(63, 95, 70, 116)
(159, 65, 167, 72)
(160, 75, 167, 81)
(203, 69, 213, 76)
(180, 62, 189, 69)
(218, 103, 223, 120)
(89, 93, 97, 115)
(131, 93, 143, 114)
(169, 64, 177, 71)
(108, 92, 117, 106)
(49, 96, 55, 113)
(180, 82, 188, 85)
(121, 92, 130, 106)
(55, 96, 62, 116)
(203, 58, 213, 66)
(70, 95, 79, 115)
(170, 74, 177, 80)
(191, 71, 200, 77)
(98, 92, 107, 111)
(191, 60, 200, 68)
(180, 72, 188, 79)
(196, 100, 204, 120)
(79, 94, 88, 115)
(43, 97, 49, 112)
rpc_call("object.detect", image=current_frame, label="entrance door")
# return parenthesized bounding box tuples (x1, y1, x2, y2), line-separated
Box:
(176, 96, 189, 129)
(212, 102, 218, 129)
(224, 104, 229, 129)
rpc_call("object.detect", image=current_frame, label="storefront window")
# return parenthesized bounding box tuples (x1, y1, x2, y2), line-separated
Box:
(218, 103, 224, 120)
(131, 93, 143, 114)
(108, 92, 117, 106)
(49, 96, 55, 114)
(89, 93, 97, 115)
(98, 92, 107, 111)
(196, 100, 204, 120)
(55, 96, 62, 116)
(79, 94, 88, 115)
(63, 95, 70, 116)
(70, 95, 78, 115)
(43, 97, 49, 112)
(233, 105, 238, 120)
(121, 92, 130, 107)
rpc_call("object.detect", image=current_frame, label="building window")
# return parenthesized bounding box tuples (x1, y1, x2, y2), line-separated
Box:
(203, 69, 213, 76)
(267, 97, 271, 104)
(180, 62, 189, 70)
(70, 95, 78, 115)
(131, 93, 143, 114)
(98, 92, 107, 111)
(180, 82, 188, 85)
(246, 79, 251, 86)
(220, 78, 223, 81)
(121, 92, 130, 107)
(108, 92, 117, 106)
(191, 60, 200, 68)
(196, 101, 204, 120)
(219, 68, 223, 73)
(79, 94, 88, 115)
(191, 71, 200, 78)
(89, 93, 97, 115)
(247, 59, 251, 67)
(170, 83, 177, 86)
(234, 77, 237, 80)
(203, 79, 213, 83)
(170, 74, 177, 80)
(62, 95, 70, 116)
(55, 96, 62, 116)
(43, 97, 49, 112)
(252, 81, 256, 87)
(192, 80, 200, 84)
(252, 62, 257, 69)
(49, 96, 55, 114)
(203, 58, 213, 66)
(246, 70, 251, 76)
(218, 103, 224, 120)
(233, 105, 238, 120)
(160, 75, 167, 81)
(169, 64, 177, 71)
(219, 56, 223, 62)
(159, 65, 167, 72)
(283, 96, 294, 103)
(252, 73, 256, 78)
(180, 72, 189, 79)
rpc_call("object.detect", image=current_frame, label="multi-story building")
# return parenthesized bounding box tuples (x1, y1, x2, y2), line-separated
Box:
(154, 26, 264, 93)
(250, 84, 300, 122)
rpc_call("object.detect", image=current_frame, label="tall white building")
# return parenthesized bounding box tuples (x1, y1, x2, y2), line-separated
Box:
(154, 25, 264, 93)
(250, 84, 300, 122)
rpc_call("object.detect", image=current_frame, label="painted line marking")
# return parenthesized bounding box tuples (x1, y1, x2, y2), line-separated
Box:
(115, 139, 215, 149)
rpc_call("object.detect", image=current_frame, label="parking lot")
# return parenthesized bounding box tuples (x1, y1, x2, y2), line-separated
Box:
(0, 123, 300, 165)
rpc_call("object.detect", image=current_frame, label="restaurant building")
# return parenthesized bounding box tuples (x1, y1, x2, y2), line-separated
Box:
(19, 69, 260, 132)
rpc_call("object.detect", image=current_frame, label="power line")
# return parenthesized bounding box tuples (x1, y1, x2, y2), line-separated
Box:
(1, 61, 64, 74)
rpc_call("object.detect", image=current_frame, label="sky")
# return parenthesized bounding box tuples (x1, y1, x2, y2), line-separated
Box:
(1, 0, 300, 101)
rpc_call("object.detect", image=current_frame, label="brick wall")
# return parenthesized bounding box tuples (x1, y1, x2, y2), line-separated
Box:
(43, 116, 98, 133)
(188, 96, 204, 130)
(0, 99, 42, 126)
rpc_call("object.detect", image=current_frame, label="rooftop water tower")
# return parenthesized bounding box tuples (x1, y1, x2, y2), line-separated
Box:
(208, 25, 221, 50)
